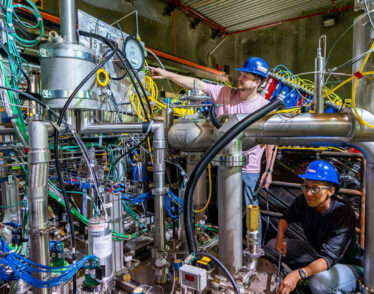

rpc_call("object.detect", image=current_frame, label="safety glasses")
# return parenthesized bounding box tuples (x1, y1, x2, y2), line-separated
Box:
(300, 185, 332, 194)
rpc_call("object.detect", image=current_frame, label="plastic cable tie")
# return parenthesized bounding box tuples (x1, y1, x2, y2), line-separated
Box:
(354, 71, 363, 79)
(6, 7, 12, 13)
(37, 17, 42, 22)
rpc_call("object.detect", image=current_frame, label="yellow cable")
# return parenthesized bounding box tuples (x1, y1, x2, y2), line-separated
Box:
(323, 76, 354, 98)
(194, 164, 212, 213)
(278, 146, 345, 152)
(147, 137, 154, 164)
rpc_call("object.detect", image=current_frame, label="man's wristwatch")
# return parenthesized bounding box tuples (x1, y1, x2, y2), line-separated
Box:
(297, 268, 307, 280)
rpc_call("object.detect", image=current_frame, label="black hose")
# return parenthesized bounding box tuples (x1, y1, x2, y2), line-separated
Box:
(115, 49, 153, 120)
(0, 41, 31, 92)
(194, 252, 240, 294)
(209, 104, 222, 129)
(102, 49, 128, 81)
(110, 70, 127, 81)
(184, 98, 284, 253)
(77, 30, 151, 122)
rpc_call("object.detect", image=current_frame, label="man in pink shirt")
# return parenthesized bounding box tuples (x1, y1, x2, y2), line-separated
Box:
(150, 57, 277, 244)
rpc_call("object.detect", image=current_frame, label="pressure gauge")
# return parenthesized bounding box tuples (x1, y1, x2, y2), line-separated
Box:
(123, 36, 145, 72)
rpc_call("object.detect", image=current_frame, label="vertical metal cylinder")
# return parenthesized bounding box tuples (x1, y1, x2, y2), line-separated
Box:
(215, 138, 249, 274)
(314, 48, 325, 113)
(1, 175, 20, 223)
(88, 217, 113, 278)
(353, 11, 374, 114)
(355, 142, 374, 293)
(86, 188, 97, 219)
(152, 123, 167, 251)
(60, 0, 76, 43)
(28, 71, 40, 116)
(186, 154, 207, 221)
(116, 157, 126, 182)
(27, 120, 51, 294)
(218, 165, 243, 274)
(110, 192, 124, 273)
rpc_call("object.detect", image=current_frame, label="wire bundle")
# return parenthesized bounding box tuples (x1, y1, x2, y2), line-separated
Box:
(268, 64, 347, 111)
(0, 238, 96, 288)
(165, 190, 183, 219)
(130, 74, 194, 121)
(122, 191, 152, 204)
(4, 0, 44, 47)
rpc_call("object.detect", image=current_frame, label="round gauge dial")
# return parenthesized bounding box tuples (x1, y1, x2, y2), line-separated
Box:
(123, 36, 145, 72)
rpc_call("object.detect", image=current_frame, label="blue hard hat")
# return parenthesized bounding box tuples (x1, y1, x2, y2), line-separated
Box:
(298, 160, 340, 185)
(236, 57, 269, 79)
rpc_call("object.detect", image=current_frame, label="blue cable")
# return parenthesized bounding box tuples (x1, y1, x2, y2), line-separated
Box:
(0, 238, 97, 288)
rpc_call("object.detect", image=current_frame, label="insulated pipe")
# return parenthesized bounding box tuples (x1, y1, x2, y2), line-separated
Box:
(186, 155, 207, 221)
(217, 139, 251, 274)
(60, 0, 76, 43)
(27, 120, 51, 294)
(151, 122, 167, 251)
(80, 122, 145, 134)
(168, 112, 355, 152)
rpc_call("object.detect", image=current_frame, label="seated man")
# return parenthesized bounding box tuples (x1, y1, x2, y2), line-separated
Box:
(266, 160, 363, 294)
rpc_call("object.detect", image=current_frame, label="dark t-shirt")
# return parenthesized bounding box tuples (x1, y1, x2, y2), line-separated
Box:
(282, 195, 364, 269)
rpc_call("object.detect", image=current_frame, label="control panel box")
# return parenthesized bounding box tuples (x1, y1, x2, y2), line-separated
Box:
(179, 264, 207, 292)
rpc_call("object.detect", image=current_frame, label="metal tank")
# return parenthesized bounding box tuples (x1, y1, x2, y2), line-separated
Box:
(39, 0, 97, 110)
(88, 217, 113, 279)
(168, 117, 215, 151)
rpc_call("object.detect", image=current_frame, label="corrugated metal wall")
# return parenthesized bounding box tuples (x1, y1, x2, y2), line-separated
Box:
(180, 0, 350, 32)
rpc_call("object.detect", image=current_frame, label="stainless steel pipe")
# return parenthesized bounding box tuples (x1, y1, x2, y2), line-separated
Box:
(151, 122, 167, 251)
(352, 142, 374, 292)
(186, 154, 207, 221)
(217, 139, 251, 274)
(60, 0, 76, 43)
(27, 120, 51, 294)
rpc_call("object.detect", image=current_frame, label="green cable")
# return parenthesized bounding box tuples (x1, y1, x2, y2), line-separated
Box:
(0, 199, 25, 208)
(49, 190, 147, 239)
(5, 0, 44, 47)
(195, 223, 218, 233)
(122, 200, 146, 227)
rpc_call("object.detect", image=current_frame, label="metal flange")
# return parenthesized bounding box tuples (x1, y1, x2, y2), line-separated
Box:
(212, 153, 249, 167)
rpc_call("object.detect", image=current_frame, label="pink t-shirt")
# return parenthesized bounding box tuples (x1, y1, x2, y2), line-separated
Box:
(207, 84, 269, 173)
